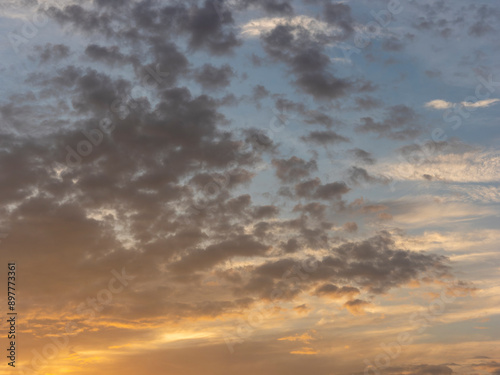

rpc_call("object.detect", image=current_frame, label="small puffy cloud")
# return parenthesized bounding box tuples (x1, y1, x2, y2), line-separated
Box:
(425, 99, 454, 109)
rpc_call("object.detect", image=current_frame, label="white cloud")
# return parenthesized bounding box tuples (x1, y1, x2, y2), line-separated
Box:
(460, 98, 500, 108)
(425, 99, 454, 109)
(425, 98, 500, 110)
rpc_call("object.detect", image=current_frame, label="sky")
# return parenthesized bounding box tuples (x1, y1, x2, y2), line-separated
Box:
(0, 0, 499, 374)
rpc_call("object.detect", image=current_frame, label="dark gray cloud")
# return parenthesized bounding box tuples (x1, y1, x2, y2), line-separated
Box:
(48, 1, 242, 55)
(193, 63, 235, 90)
(294, 72, 352, 100)
(272, 156, 318, 183)
(301, 130, 349, 145)
(33, 43, 70, 63)
(47, 4, 115, 37)
(315, 283, 360, 298)
(322, 1, 354, 38)
(175, 0, 241, 54)
(280, 238, 301, 253)
(235, 232, 451, 301)
(303, 110, 337, 127)
(252, 84, 270, 102)
(353, 96, 383, 110)
(236, 0, 294, 14)
(382, 36, 405, 51)
(252, 205, 280, 219)
(260, 23, 366, 100)
(410, 1, 500, 41)
(293, 202, 327, 220)
(84, 44, 134, 66)
(467, 4, 500, 37)
(346, 166, 390, 186)
(170, 234, 271, 274)
(95, 0, 127, 8)
(348, 148, 376, 165)
(294, 178, 350, 200)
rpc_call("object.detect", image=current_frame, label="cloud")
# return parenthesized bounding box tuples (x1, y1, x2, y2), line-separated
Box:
(170, 235, 271, 274)
(356, 105, 422, 140)
(293, 304, 310, 314)
(425, 98, 500, 109)
(272, 156, 318, 183)
(301, 130, 349, 145)
(235, 232, 451, 303)
(240, 15, 340, 39)
(193, 63, 235, 90)
(425, 99, 454, 109)
(251, 205, 280, 219)
(33, 43, 71, 63)
(462, 98, 500, 108)
(278, 331, 314, 343)
(448, 184, 500, 203)
(378, 148, 500, 183)
(237, 0, 294, 15)
(353, 96, 383, 110)
(1, 1, 495, 373)
(289, 347, 319, 355)
(346, 166, 391, 186)
(342, 222, 358, 233)
(293, 202, 327, 220)
(348, 148, 376, 165)
(257, 21, 367, 100)
(84, 44, 134, 66)
(380, 198, 496, 229)
(315, 283, 360, 299)
(343, 299, 371, 315)
(367, 364, 454, 375)
(294, 178, 351, 200)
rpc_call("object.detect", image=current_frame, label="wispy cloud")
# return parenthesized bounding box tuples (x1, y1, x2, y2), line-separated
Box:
(377, 149, 500, 183)
(425, 98, 500, 109)
(461, 98, 500, 108)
